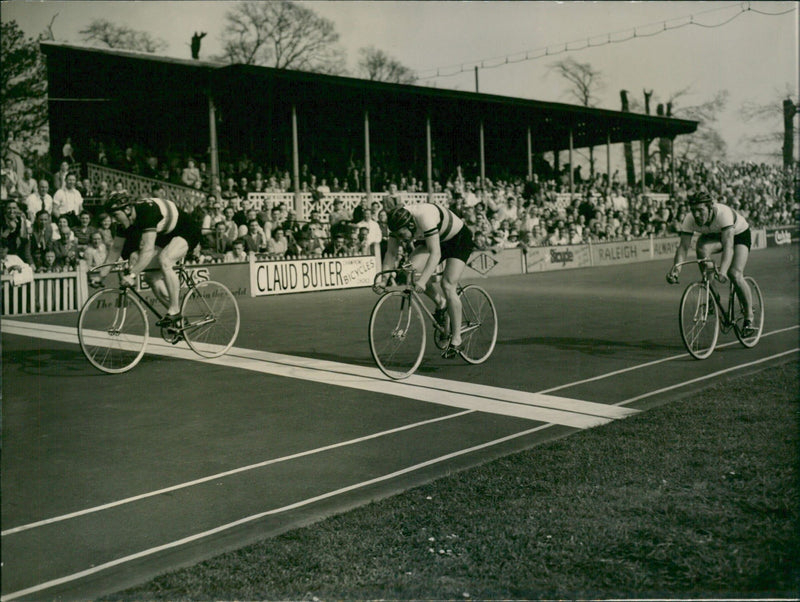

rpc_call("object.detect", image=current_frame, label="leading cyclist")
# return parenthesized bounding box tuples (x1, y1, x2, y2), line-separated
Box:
(666, 189, 755, 336)
(96, 190, 202, 327)
(382, 200, 475, 358)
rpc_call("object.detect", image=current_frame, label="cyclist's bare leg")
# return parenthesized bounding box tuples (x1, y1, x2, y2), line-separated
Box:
(696, 239, 721, 277)
(729, 244, 753, 321)
(159, 237, 189, 316)
(407, 247, 446, 306)
(441, 258, 466, 347)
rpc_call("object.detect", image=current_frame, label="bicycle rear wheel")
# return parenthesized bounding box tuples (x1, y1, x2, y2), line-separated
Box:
(679, 282, 719, 359)
(735, 276, 764, 348)
(181, 281, 240, 358)
(78, 288, 149, 373)
(369, 291, 426, 380)
(457, 284, 498, 364)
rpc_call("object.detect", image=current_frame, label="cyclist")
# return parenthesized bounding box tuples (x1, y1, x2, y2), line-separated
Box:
(382, 201, 475, 358)
(666, 189, 755, 336)
(95, 190, 202, 327)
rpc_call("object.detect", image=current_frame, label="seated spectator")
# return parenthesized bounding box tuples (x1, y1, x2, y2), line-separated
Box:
(201, 199, 225, 238)
(266, 228, 289, 257)
(220, 206, 240, 241)
(220, 177, 240, 204)
(355, 207, 382, 253)
(224, 238, 250, 262)
(96, 212, 115, 247)
(73, 210, 96, 251)
(52, 216, 78, 270)
(1, 199, 33, 265)
(202, 221, 235, 261)
(17, 167, 37, 199)
(242, 219, 268, 252)
(0, 238, 33, 285)
(25, 179, 53, 222)
(294, 227, 324, 258)
(30, 210, 58, 268)
(36, 248, 60, 273)
(84, 231, 107, 270)
(328, 197, 350, 231)
(323, 229, 349, 257)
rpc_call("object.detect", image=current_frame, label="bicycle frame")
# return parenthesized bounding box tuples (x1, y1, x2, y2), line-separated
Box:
(674, 259, 738, 330)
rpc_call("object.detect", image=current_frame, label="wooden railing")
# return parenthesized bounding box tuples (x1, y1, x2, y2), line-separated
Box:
(2, 264, 89, 315)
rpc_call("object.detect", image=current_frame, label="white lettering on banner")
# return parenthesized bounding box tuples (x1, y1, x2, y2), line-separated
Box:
(251, 256, 377, 296)
(775, 230, 791, 245)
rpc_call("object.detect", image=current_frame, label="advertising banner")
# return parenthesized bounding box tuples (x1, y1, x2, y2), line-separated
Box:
(591, 239, 653, 266)
(766, 225, 798, 247)
(251, 255, 378, 297)
(650, 236, 681, 260)
(525, 245, 592, 272)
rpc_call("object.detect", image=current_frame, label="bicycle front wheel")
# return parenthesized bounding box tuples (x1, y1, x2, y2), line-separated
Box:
(735, 276, 764, 348)
(679, 282, 719, 359)
(369, 291, 426, 380)
(181, 281, 240, 358)
(78, 288, 149, 374)
(457, 285, 498, 364)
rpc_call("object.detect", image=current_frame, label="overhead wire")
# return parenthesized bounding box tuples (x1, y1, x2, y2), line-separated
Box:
(416, 2, 797, 82)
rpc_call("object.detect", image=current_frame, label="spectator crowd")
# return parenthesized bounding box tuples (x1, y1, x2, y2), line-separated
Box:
(1, 135, 798, 279)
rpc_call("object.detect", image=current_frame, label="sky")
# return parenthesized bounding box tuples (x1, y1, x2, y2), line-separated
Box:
(2, 1, 798, 164)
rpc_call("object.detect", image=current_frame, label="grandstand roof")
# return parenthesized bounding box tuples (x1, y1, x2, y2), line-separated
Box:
(41, 41, 697, 160)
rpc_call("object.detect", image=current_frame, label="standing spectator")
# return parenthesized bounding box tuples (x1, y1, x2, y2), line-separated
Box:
(17, 167, 38, 199)
(52, 172, 83, 226)
(25, 179, 54, 222)
(200, 200, 225, 239)
(328, 197, 350, 233)
(122, 147, 139, 174)
(62, 137, 76, 164)
(355, 207, 383, 253)
(221, 206, 240, 241)
(181, 158, 202, 189)
(84, 231, 108, 270)
(220, 177, 240, 204)
(53, 161, 71, 191)
(142, 155, 160, 179)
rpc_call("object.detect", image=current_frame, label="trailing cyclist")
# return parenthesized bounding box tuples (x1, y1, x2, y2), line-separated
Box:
(381, 199, 475, 358)
(666, 189, 755, 337)
(95, 190, 202, 328)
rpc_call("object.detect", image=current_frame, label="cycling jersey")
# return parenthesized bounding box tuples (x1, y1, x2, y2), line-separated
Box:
(404, 203, 464, 242)
(121, 198, 202, 258)
(680, 202, 749, 236)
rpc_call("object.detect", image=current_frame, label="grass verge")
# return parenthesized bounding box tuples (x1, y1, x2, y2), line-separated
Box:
(108, 362, 799, 600)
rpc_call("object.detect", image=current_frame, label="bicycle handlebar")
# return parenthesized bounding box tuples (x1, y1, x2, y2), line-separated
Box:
(668, 258, 721, 285)
(372, 264, 417, 295)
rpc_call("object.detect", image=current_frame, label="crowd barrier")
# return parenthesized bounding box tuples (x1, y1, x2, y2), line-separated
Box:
(3, 227, 790, 313)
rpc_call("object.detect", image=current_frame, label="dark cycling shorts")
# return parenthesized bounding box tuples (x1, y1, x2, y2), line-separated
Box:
(697, 228, 752, 251)
(414, 226, 475, 264)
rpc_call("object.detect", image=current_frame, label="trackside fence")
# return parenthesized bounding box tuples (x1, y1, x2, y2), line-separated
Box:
(2, 265, 89, 316)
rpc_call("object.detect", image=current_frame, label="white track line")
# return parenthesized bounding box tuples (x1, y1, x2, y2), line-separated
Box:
(2, 319, 635, 426)
(1, 423, 554, 602)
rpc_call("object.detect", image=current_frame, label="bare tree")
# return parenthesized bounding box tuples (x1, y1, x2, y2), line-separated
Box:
(549, 58, 604, 178)
(739, 86, 799, 165)
(357, 46, 416, 84)
(218, 1, 346, 74)
(79, 19, 167, 53)
(667, 87, 729, 162)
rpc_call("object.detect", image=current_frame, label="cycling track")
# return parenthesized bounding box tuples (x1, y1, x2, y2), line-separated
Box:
(2, 246, 798, 600)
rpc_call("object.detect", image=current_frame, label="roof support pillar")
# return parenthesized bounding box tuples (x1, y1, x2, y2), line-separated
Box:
(364, 109, 372, 202)
(426, 115, 433, 202)
(568, 129, 574, 195)
(291, 104, 302, 219)
(208, 94, 220, 199)
(640, 138, 646, 194)
(479, 119, 486, 196)
(670, 137, 676, 197)
(527, 127, 532, 181)
(606, 132, 611, 195)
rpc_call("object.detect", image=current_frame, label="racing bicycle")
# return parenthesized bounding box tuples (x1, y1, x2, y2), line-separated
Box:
(673, 258, 764, 359)
(369, 264, 498, 379)
(78, 261, 240, 373)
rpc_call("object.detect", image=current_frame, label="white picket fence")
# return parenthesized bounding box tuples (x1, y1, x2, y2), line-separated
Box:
(2, 265, 89, 316)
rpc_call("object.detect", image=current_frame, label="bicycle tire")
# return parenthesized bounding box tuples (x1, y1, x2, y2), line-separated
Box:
(78, 288, 149, 374)
(369, 291, 426, 380)
(734, 276, 764, 348)
(457, 284, 498, 364)
(679, 281, 719, 360)
(181, 280, 240, 358)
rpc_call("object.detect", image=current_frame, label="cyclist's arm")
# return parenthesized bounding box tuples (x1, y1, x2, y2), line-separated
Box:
(718, 226, 735, 276)
(96, 236, 126, 279)
(669, 232, 693, 276)
(127, 230, 158, 277)
(416, 233, 442, 289)
(381, 236, 400, 272)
